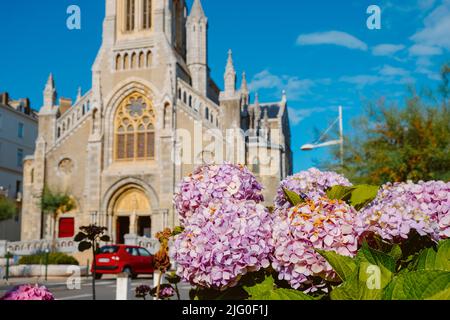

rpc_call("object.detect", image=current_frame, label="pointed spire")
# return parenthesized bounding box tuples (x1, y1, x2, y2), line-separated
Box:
(43, 73, 57, 108)
(190, 0, 206, 19)
(226, 49, 235, 71)
(241, 72, 248, 92)
(254, 92, 260, 106)
(45, 73, 55, 90)
(76, 87, 82, 102)
(282, 90, 287, 103)
(224, 49, 236, 94)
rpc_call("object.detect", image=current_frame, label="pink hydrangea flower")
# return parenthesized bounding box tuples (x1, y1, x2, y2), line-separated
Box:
(174, 164, 264, 224)
(358, 181, 450, 241)
(275, 168, 352, 210)
(1, 284, 55, 300)
(272, 198, 359, 290)
(171, 199, 274, 290)
(159, 285, 176, 299)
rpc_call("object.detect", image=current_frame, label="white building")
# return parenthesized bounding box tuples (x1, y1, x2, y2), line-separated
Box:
(0, 92, 38, 241)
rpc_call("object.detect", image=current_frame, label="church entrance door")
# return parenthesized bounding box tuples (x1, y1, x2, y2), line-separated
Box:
(112, 187, 152, 244)
(116, 216, 130, 244)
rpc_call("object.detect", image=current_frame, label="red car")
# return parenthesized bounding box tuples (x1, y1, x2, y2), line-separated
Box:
(92, 245, 154, 279)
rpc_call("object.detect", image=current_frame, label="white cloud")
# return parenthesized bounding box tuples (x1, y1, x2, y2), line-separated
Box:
(414, 57, 441, 80)
(409, 44, 443, 56)
(288, 106, 339, 125)
(418, 0, 437, 10)
(249, 70, 315, 101)
(339, 75, 384, 87)
(372, 44, 405, 56)
(411, 0, 450, 50)
(248, 70, 283, 91)
(340, 65, 415, 88)
(379, 65, 410, 77)
(383, 0, 437, 12)
(296, 31, 368, 51)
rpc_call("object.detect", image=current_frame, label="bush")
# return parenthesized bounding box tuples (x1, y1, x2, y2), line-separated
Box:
(19, 252, 79, 266)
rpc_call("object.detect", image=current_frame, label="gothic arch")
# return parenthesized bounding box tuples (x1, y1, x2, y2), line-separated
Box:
(103, 177, 160, 215)
(113, 92, 156, 161)
(103, 79, 162, 167)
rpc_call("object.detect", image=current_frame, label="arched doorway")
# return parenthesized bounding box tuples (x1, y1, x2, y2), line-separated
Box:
(112, 188, 152, 244)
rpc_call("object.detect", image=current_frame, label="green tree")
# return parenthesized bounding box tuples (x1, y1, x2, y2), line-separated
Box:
(0, 197, 17, 222)
(40, 187, 75, 244)
(329, 64, 450, 185)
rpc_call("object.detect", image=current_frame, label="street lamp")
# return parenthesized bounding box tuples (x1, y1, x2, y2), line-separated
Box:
(301, 106, 344, 166)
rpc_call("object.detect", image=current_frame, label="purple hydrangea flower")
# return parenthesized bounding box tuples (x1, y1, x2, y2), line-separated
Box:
(174, 164, 264, 225)
(275, 168, 352, 210)
(358, 181, 450, 241)
(159, 285, 176, 299)
(0, 284, 55, 300)
(171, 199, 274, 290)
(272, 198, 359, 290)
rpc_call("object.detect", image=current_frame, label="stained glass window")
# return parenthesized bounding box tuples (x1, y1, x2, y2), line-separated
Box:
(115, 93, 156, 161)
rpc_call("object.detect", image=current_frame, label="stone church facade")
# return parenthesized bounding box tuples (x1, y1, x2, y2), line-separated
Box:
(20, 0, 292, 243)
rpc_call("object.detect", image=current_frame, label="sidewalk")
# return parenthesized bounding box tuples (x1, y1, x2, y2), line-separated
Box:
(0, 276, 91, 289)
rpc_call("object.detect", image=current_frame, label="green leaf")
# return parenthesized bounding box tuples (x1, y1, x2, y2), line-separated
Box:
(330, 264, 386, 300)
(74, 232, 87, 242)
(282, 188, 305, 206)
(388, 244, 403, 263)
(383, 271, 450, 300)
(172, 226, 185, 237)
(78, 241, 92, 252)
(326, 186, 355, 201)
(316, 250, 357, 282)
(357, 242, 396, 273)
(244, 275, 314, 300)
(348, 185, 379, 211)
(243, 275, 274, 297)
(331, 242, 396, 300)
(415, 239, 450, 271)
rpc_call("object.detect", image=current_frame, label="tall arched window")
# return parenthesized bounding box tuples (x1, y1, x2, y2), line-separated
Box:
(123, 53, 129, 69)
(116, 54, 122, 70)
(125, 0, 135, 31)
(115, 93, 156, 161)
(146, 51, 152, 68)
(143, 0, 152, 29)
(131, 52, 137, 69)
(138, 52, 144, 68)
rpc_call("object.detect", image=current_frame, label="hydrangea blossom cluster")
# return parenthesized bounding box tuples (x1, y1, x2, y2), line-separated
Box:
(275, 168, 352, 210)
(172, 199, 274, 290)
(0, 284, 55, 300)
(174, 164, 264, 224)
(159, 285, 176, 299)
(358, 181, 450, 241)
(272, 198, 359, 290)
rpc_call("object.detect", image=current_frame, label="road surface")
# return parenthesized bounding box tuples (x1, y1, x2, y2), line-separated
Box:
(0, 275, 192, 300)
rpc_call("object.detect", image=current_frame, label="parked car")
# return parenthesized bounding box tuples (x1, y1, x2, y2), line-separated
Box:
(92, 245, 154, 279)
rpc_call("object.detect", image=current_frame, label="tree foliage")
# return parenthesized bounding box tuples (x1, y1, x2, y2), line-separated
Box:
(0, 197, 17, 222)
(40, 187, 75, 216)
(332, 64, 450, 185)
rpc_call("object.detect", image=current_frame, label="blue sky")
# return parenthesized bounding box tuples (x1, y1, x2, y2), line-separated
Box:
(0, 0, 449, 172)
